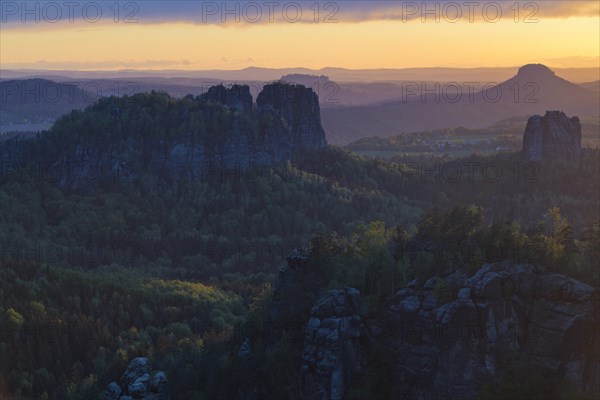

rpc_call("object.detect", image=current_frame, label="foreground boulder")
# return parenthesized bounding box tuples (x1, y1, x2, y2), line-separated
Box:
(522, 110, 581, 161)
(383, 263, 599, 399)
(104, 357, 169, 400)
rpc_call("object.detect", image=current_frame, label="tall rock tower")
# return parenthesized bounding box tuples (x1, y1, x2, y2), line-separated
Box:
(522, 111, 581, 161)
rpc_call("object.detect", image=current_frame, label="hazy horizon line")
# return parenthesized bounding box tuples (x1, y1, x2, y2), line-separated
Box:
(3, 64, 599, 73)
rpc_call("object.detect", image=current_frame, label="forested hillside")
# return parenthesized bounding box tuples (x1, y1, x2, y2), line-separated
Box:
(1, 89, 598, 399)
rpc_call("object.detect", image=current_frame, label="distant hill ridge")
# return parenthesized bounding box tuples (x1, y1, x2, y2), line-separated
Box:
(322, 64, 600, 144)
(3, 66, 599, 83)
(0, 78, 91, 124)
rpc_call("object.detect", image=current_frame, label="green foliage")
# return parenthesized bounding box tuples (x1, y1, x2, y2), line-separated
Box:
(0, 261, 244, 399)
(5, 307, 25, 332)
(0, 110, 598, 399)
(393, 205, 597, 287)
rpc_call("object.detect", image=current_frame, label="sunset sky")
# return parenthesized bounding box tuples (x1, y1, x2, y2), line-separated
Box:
(1, 0, 599, 70)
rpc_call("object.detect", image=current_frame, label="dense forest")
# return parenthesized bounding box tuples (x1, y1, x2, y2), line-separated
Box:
(1, 91, 598, 399)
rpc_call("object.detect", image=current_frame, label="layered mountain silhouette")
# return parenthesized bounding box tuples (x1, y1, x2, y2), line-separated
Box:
(3, 65, 598, 146)
(3, 66, 598, 83)
(322, 64, 599, 144)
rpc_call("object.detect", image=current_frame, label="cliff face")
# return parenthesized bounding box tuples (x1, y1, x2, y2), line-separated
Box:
(258, 83, 327, 149)
(299, 263, 599, 400)
(198, 84, 253, 112)
(522, 111, 581, 161)
(382, 263, 598, 399)
(266, 252, 370, 400)
(0, 83, 327, 188)
(301, 288, 368, 400)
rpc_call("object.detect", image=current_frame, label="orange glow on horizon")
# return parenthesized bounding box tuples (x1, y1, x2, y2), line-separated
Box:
(1, 17, 598, 70)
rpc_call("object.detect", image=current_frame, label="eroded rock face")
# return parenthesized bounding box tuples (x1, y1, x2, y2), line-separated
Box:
(104, 357, 169, 400)
(164, 84, 326, 178)
(383, 263, 599, 399)
(301, 287, 368, 400)
(198, 84, 253, 112)
(522, 110, 581, 161)
(258, 83, 327, 149)
(0, 83, 327, 189)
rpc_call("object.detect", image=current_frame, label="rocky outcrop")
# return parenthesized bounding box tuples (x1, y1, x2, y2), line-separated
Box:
(522, 110, 582, 161)
(198, 84, 253, 112)
(382, 263, 599, 399)
(268, 248, 315, 325)
(301, 287, 368, 400)
(258, 83, 327, 148)
(0, 83, 327, 189)
(104, 357, 169, 400)
(269, 249, 371, 400)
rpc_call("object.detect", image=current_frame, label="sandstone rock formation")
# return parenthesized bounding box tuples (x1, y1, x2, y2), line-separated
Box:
(171, 82, 327, 180)
(298, 263, 599, 400)
(382, 263, 598, 399)
(522, 110, 582, 161)
(198, 84, 253, 112)
(301, 288, 368, 400)
(104, 357, 169, 400)
(0, 83, 328, 189)
(258, 83, 328, 149)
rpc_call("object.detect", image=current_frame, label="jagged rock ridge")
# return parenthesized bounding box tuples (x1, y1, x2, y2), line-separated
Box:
(299, 263, 599, 400)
